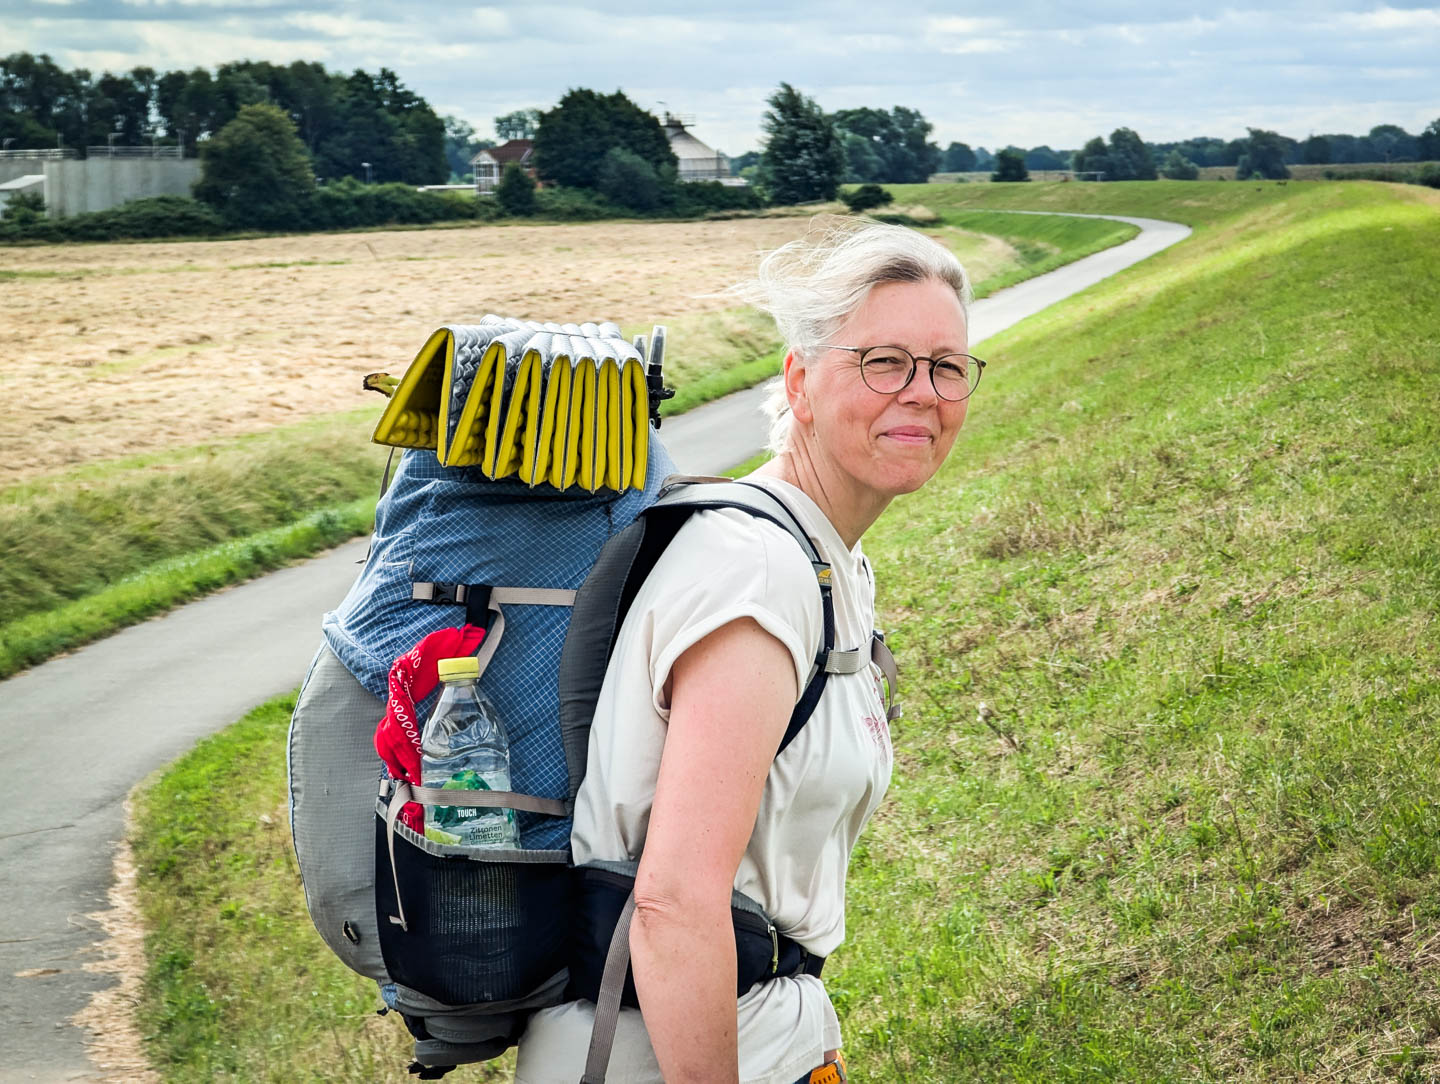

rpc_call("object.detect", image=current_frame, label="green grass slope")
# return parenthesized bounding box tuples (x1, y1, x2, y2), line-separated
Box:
(130, 180, 1439, 1080)
(837, 180, 1440, 1080)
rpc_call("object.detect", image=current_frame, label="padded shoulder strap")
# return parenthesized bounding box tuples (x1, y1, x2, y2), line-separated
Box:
(648, 478, 826, 566)
(644, 479, 838, 755)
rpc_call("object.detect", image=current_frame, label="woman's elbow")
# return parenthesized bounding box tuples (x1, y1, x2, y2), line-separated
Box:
(631, 881, 732, 943)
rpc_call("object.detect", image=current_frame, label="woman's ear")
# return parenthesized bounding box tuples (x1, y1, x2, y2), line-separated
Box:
(784, 350, 814, 426)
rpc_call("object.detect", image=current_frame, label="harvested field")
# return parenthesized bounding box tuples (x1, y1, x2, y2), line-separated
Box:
(1, 218, 834, 486)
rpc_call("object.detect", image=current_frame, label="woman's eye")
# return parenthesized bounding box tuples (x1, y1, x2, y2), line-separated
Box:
(865, 354, 908, 372)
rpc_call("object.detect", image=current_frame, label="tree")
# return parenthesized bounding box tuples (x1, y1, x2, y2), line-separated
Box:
(443, 115, 491, 181)
(758, 82, 844, 204)
(1420, 118, 1440, 161)
(597, 146, 662, 211)
(1368, 123, 1416, 162)
(942, 141, 977, 173)
(1235, 127, 1290, 179)
(1071, 136, 1111, 178)
(839, 130, 883, 183)
(494, 109, 540, 141)
(991, 148, 1029, 182)
(830, 105, 940, 183)
(1302, 135, 1331, 165)
(194, 103, 315, 229)
(532, 89, 674, 190)
(1106, 127, 1157, 180)
(1161, 149, 1199, 180)
(1024, 145, 1066, 171)
(495, 161, 536, 215)
(728, 150, 760, 176)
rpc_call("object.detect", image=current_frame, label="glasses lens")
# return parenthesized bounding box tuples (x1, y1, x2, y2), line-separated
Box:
(932, 356, 978, 401)
(860, 347, 913, 394)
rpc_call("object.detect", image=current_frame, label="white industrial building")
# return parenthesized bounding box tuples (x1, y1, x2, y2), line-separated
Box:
(661, 114, 743, 184)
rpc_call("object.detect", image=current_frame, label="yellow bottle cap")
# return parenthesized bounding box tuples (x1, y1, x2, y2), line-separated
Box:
(436, 656, 480, 681)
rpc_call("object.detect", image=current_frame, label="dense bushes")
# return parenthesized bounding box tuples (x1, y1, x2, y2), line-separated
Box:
(0, 172, 762, 246)
(0, 196, 224, 242)
(1324, 163, 1440, 188)
(841, 184, 894, 212)
(309, 178, 495, 228)
(667, 180, 763, 216)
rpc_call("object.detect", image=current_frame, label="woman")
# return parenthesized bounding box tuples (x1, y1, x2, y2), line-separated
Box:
(516, 218, 980, 1083)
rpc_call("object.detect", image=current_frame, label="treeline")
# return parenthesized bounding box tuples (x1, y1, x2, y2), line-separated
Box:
(0, 52, 446, 184)
(937, 120, 1440, 177)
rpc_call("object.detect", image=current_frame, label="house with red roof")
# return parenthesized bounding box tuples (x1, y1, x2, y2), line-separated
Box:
(471, 139, 536, 194)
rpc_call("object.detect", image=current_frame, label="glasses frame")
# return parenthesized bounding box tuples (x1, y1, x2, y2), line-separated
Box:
(824, 344, 986, 402)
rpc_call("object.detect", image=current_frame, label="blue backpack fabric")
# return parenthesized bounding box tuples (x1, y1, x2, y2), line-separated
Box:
(321, 439, 676, 851)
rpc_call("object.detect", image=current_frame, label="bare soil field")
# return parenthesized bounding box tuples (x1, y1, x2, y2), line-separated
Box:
(0, 218, 843, 487)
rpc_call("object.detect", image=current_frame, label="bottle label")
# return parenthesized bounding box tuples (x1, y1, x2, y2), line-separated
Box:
(422, 767, 518, 848)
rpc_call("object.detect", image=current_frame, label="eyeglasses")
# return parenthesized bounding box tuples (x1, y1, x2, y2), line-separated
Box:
(824, 345, 985, 402)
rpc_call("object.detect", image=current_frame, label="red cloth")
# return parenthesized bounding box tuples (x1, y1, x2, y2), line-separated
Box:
(375, 624, 486, 832)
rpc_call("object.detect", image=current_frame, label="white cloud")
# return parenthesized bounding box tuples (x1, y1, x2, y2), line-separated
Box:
(1338, 5, 1440, 30)
(934, 38, 1013, 55)
(5, 0, 1436, 151)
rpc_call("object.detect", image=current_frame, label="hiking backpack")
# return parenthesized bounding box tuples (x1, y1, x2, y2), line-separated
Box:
(287, 322, 900, 1080)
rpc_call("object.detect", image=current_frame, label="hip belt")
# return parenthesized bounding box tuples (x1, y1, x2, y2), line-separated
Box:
(568, 865, 826, 1008)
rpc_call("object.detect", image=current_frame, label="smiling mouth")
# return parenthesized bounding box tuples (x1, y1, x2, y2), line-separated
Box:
(881, 430, 933, 445)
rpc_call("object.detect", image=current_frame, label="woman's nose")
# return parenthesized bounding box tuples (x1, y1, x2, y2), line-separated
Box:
(898, 359, 941, 406)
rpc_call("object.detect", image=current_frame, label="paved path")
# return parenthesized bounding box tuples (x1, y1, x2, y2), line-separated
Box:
(0, 211, 1188, 1082)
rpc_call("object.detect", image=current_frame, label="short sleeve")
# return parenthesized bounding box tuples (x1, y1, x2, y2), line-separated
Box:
(636, 507, 823, 720)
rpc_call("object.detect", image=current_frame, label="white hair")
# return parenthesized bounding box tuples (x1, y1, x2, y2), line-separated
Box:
(730, 216, 973, 454)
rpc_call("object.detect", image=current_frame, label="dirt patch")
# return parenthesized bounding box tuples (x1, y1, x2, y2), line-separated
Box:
(71, 798, 159, 1082)
(0, 218, 817, 487)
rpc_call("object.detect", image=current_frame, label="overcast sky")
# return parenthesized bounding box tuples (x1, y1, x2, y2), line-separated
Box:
(6, 1, 1438, 153)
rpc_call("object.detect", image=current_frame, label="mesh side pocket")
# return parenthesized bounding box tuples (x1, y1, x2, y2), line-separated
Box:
(375, 816, 572, 1005)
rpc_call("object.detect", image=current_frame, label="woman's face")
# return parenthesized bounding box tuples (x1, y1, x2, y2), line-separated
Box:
(789, 277, 971, 498)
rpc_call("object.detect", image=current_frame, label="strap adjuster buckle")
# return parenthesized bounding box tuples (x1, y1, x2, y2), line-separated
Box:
(411, 581, 465, 605)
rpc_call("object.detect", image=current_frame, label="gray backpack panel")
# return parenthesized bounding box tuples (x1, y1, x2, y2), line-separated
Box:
(287, 643, 390, 981)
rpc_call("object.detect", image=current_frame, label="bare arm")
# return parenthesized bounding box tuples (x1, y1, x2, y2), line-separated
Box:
(629, 616, 798, 1083)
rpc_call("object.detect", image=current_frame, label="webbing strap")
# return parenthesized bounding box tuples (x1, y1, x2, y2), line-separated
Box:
(490, 587, 578, 607)
(396, 781, 567, 815)
(871, 635, 901, 722)
(409, 584, 577, 685)
(381, 779, 567, 932)
(580, 891, 637, 1084)
(824, 647, 869, 675)
(409, 583, 576, 608)
(361, 448, 401, 564)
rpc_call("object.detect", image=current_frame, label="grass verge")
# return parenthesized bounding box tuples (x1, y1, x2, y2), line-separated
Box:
(131, 692, 506, 1082)
(130, 180, 1440, 1079)
(7, 209, 1134, 675)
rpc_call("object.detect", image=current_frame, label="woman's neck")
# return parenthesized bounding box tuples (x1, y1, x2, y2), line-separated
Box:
(753, 441, 890, 551)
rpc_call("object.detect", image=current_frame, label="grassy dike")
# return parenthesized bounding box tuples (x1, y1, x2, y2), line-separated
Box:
(129, 179, 1440, 1080)
(0, 210, 1129, 678)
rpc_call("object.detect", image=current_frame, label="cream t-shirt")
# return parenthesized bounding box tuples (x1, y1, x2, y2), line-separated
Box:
(515, 476, 893, 1084)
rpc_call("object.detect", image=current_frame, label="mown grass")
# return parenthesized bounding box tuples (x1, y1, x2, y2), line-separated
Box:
(927, 211, 1138, 297)
(833, 179, 1440, 1080)
(4, 211, 1127, 676)
(130, 694, 486, 1082)
(128, 179, 1440, 1079)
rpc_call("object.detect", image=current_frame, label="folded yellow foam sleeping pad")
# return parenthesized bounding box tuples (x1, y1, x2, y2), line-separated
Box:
(374, 315, 657, 492)
(374, 318, 521, 458)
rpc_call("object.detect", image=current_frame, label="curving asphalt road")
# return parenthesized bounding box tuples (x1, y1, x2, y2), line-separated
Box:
(0, 211, 1188, 1082)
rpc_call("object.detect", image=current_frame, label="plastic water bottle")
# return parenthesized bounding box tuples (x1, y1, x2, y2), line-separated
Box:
(419, 656, 519, 849)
